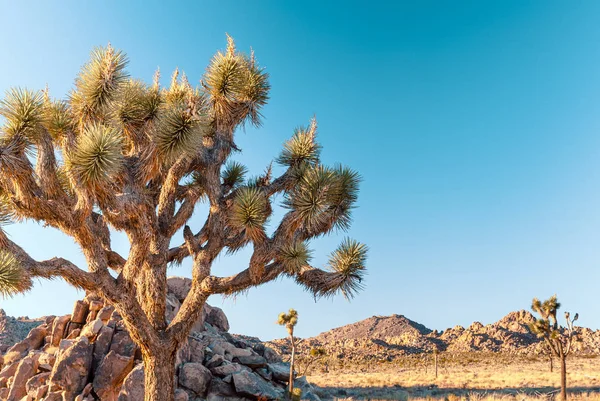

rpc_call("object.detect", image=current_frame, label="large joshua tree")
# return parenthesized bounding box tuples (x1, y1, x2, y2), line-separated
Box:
(530, 296, 579, 401)
(0, 37, 368, 401)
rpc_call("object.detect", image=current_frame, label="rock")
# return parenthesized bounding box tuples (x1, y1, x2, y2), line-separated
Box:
(225, 346, 253, 360)
(110, 331, 136, 358)
(93, 325, 114, 369)
(49, 336, 93, 397)
(209, 363, 250, 377)
(0, 361, 19, 381)
(178, 362, 212, 396)
(232, 370, 284, 400)
(117, 363, 144, 401)
(167, 277, 192, 302)
(51, 315, 71, 346)
(70, 301, 89, 325)
(268, 362, 290, 382)
(97, 305, 115, 323)
(3, 325, 47, 365)
(25, 372, 50, 393)
(6, 355, 39, 400)
(165, 293, 181, 323)
(262, 346, 282, 363)
(43, 391, 64, 401)
(206, 354, 225, 369)
(188, 338, 205, 363)
(233, 355, 267, 369)
(205, 305, 229, 333)
(66, 329, 81, 340)
(80, 319, 103, 340)
(33, 383, 49, 399)
(93, 350, 135, 401)
(174, 388, 189, 401)
(0, 388, 7, 400)
(256, 367, 272, 381)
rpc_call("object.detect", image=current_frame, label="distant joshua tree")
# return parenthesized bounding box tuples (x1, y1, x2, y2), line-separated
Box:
(530, 295, 579, 401)
(0, 36, 368, 401)
(278, 309, 299, 396)
(300, 347, 327, 376)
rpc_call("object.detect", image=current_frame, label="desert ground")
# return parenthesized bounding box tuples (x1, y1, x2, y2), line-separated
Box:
(305, 354, 600, 400)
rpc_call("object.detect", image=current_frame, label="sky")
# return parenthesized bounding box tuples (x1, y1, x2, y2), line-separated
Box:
(1, 1, 600, 341)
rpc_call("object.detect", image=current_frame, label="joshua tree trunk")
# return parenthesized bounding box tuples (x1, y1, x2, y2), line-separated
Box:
(549, 355, 553, 372)
(143, 344, 177, 401)
(289, 331, 296, 396)
(560, 356, 567, 401)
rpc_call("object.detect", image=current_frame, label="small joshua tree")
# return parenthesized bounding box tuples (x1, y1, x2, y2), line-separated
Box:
(530, 295, 579, 401)
(278, 308, 299, 396)
(0, 36, 368, 401)
(300, 347, 327, 376)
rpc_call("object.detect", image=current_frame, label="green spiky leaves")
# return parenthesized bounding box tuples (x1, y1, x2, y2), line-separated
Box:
(229, 187, 269, 242)
(114, 80, 162, 129)
(71, 44, 129, 119)
(277, 308, 298, 335)
(278, 119, 321, 167)
(42, 99, 74, 141)
(327, 238, 368, 297)
(277, 241, 312, 274)
(222, 161, 248, 188)
(0, 251, 31, 298)
(154, 104, 208, 163)
(285, 164, 361, 237)
(68, 123, 124, 186)
(295, 238, 367, 300)
(0, 88, 44, 141)
(204, 35, 270, 128)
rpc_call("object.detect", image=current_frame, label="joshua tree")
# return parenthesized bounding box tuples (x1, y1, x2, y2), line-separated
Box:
(0, 37, 368, 401)
(299, 347, 327, 376)
(530, 296, 579, 401)
(278, 309, 299, 396)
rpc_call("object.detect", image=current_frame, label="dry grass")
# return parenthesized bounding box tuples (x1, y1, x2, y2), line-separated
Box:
(307, 355, 600, 400)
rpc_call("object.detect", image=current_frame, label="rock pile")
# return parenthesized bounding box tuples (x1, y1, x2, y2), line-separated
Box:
(0, 277, 320, 401)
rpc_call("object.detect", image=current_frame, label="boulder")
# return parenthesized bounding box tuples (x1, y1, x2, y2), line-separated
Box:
(232, 370, 285, 400)
(3, 325, 47, 365)
(209, 363, 250, 377)
(206, 354, 225, 369)
(205, 305, 229, 332)
(268, 362, 290, 382)
(110, 331, 136, 358)
(80, 319, 103, 340)
(174, 388, 189, 401)
(167, 277, 192, 302)
(96, 305, 115, 324)
(233, 355, 267, 369)
(117, 363, 144, 401)
(70, 301, 89, 325)
(207, 377, 252, 401)
(6, 354, 39, 400)
(93, 351, 135, 401)
(25, 372, 50, 393)
(165, 293, 181, 323)
(49, 336, 93, 397)
(93, 325, 114, 370)
(51, 315, 71, 346)
(178, 362, 212, 396)
(188, 337, 205, 363)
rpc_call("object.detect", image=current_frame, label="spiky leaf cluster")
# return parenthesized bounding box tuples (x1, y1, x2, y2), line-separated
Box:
(277, 241, 312, 274)
(204, 35, 270, 128)
(42, 99, 74, 141)
(113, 80, 162, 130)
(0, 88, 44, 141)
(326, 238, 368, 298)
(0, 251, 31, 298)
(222, 161, 248, 188)
(71, 45, 129, 120)
(277, 120, 321, 167)
(285, 164, 360, 235)
(154, 104, 207, 162)
(68, 123, 124, 185)
(277, 308, 298, 335)
(229, 187, 269, 241)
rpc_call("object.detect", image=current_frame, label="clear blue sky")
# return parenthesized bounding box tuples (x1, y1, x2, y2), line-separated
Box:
(1, 1, 600, 341)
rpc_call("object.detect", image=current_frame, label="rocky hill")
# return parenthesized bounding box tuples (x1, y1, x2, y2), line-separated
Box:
(0, 311, 45, 354)
(267, 310, 600, 363)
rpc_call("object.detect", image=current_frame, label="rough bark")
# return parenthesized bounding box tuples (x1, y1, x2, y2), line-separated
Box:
(560, 356, 567, 401)
(142, 343, 177, 401)
(289, 331, 295, 396)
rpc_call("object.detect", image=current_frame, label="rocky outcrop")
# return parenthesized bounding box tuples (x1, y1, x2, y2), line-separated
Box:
(0, 280, 313, 401)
